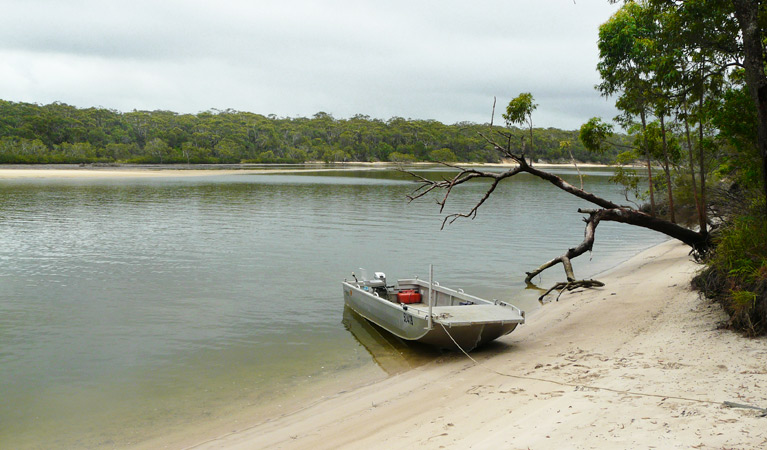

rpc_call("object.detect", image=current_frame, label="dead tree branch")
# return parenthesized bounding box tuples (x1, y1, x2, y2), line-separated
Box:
(524, 209, 602, 283)
(406, 164, 522, 229)
(539, 279, 606, 302)
(404, 128, 710, 287)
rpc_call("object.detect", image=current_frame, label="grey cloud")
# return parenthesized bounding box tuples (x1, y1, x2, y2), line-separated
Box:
(0, 0, 621, 129)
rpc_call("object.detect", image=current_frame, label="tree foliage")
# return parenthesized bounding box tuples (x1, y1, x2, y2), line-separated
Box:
(503, 92, 538, 158)
(579, 117, 616, 154)
(0, 100, 623, 165)
(591, 0, 767, 334)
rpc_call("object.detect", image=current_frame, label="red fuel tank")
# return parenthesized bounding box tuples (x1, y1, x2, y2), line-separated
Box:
(397, 289, 422, 304)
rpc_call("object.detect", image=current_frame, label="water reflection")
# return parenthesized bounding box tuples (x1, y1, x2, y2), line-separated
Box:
(342, 306, 438, 375)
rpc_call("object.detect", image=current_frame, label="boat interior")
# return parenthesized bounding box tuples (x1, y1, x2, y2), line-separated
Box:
(354, 272, 481, 308)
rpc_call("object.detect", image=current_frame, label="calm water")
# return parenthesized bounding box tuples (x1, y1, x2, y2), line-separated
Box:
(0, 167, 665, 448)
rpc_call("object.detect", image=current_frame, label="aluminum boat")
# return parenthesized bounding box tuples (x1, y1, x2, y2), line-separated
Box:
(342, 268, 525, 351)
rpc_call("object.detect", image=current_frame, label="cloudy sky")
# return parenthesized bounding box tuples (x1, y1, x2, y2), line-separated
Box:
(0, 0, 620, 129)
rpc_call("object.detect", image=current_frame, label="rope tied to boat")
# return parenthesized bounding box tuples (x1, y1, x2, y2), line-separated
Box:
(437, 322, 766, 416)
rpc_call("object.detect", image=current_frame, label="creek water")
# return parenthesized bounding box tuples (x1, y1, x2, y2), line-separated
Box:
(0, 167, 665, 448)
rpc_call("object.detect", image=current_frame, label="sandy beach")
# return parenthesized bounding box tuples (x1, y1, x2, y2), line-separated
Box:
(0, 165, 342, 179)
(172, 240, 767, 449)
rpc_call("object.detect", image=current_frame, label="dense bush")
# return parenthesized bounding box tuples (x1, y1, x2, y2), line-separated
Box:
(695, 201, 767, 336)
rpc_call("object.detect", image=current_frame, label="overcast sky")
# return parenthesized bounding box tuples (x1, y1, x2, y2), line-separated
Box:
(0, 0, 621, 130)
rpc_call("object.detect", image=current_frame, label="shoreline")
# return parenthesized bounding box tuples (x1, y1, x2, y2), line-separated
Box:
(167, 239, 766, 449)
(0, 162, 616, 179)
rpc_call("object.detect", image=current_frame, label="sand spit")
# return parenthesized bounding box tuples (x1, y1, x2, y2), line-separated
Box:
(0, 162, 615, 180)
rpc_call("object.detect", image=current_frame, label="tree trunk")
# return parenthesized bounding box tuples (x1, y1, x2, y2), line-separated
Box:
(521, 162, 620, 209)
(524, 206, 708, 283)
(732, 0, 767, 214)
(528, 114, 534, 162)
(640, 109, 656, 217)
(660, 114, 675, 223)
(682, 95, 706, 234)
(698, 71, 708, 230)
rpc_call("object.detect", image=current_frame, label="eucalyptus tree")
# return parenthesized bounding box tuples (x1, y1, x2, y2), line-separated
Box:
(556, 139, 589, 190)
(597, 2, 658, 216)
(581, 113, 678, 219)
(144, 138, 170, 163)
(646, 0, 767, 213)
(502, 92, 537, 160)
(731, 1, 767, 211)
(579, 117, 616, 155)
(652, 99, 677, 222)
(579, 116, 646, 204)
(644, 1, 725, 233)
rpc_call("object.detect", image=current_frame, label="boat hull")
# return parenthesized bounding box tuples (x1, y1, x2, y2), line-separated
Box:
(416, 321, 519, 351)
(343, 283, 431, 341)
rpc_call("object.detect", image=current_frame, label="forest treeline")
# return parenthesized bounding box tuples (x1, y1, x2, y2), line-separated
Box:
(0, 100, 623, 165)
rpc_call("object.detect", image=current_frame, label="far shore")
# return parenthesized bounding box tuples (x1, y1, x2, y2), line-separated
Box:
(0, 161, 620, 180)
(148, 240, 766, 449)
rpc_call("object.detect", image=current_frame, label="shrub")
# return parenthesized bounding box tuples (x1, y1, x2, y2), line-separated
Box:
(695, 210, 767, 336)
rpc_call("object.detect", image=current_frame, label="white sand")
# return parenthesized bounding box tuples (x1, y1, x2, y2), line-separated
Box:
(179, 240, 766, 449)
(0, 167, 333, 179)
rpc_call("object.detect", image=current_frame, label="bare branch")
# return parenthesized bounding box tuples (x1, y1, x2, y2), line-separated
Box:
(404, 165, 499, 210)
(539, 279, 606, 302)
(524, 206, 709, 285)
(525, 209, 601, 283)
(404, 161, 523, 227)
(437, 166, 522, 229)
(477, 132, 526, 164)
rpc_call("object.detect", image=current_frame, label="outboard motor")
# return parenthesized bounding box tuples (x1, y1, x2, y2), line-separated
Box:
(372, 272, 388, 297)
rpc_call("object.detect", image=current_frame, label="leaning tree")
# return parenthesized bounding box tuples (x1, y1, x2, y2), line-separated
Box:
(405, 0, 766, 297)
(405, 126, 709, 298)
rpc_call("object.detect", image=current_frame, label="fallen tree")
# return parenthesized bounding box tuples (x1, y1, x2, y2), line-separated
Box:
(406, 133, 710, 299)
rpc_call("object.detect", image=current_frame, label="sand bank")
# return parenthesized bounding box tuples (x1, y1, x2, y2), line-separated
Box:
(0, 162, 614, 180)
(182, 240, 766, 449)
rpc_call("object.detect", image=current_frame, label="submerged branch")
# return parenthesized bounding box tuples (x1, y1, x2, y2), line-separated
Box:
(539, 279, 606, 302)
